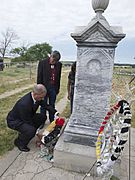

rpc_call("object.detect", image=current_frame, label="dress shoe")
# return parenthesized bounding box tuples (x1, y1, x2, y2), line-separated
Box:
(14, 139, 30, 152)
(17, 146, 30, 152)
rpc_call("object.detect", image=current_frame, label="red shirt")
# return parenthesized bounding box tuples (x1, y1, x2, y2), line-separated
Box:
(49, 59, 57, 85)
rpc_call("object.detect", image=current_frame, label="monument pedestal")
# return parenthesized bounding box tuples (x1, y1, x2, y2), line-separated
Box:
(54, 134, 96, 174)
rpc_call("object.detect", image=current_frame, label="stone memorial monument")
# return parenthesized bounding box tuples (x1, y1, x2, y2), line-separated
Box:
(54, 0, 125, 174)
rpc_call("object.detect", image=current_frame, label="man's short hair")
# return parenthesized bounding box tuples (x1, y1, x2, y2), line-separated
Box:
(33, 84, 47, 95)
(51, 50, 61, 61)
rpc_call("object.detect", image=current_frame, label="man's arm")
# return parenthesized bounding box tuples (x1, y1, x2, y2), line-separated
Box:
(40, 100, 57, 115)
(46, 104, 57, 115)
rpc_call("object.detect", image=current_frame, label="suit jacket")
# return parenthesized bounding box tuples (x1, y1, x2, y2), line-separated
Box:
(7, 92, 56, 129)
(37, 58, 62, 94)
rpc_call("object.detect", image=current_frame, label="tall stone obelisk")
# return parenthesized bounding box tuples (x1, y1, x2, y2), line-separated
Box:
(54, 0, 125, 173)
(64, 0, 125, 146)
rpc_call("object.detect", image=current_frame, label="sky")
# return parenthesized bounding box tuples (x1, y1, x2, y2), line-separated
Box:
(0, 0, 134, 64)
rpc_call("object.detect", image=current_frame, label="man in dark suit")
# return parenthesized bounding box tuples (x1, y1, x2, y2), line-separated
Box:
(37, 50, 62, 126)
(7, 84, 56, 152)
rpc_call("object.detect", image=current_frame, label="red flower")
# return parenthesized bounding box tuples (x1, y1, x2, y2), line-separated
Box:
(56, 117, 65, 126)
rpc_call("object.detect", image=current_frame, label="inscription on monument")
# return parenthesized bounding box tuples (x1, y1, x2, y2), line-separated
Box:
(87, 59, 101, 75)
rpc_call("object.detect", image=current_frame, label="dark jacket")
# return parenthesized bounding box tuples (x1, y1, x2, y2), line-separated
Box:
(7, 92, 56, 129)
(37, 58, 62, 94)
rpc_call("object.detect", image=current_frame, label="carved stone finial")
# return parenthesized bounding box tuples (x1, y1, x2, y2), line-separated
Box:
(92, 0, 109, 14)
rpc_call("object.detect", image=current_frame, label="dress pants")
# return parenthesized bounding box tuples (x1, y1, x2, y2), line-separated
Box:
(15, 113, 45, 147)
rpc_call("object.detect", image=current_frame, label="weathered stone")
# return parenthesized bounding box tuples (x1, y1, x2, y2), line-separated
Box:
(54, 0, 126, 174)
(64, 12, 125, 146)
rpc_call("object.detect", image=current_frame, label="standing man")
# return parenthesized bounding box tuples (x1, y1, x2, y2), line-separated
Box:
(37, 50, 62, 127)
(7, 84, 57, 152)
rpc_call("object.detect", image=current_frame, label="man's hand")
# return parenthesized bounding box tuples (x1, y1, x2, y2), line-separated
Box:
(54, 112, 59, 119)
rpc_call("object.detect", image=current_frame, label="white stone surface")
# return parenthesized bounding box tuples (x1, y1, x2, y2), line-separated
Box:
(54, 135, 96, 174)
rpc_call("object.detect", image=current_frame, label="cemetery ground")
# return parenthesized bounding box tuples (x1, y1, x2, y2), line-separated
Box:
(0, 65, 135, 160)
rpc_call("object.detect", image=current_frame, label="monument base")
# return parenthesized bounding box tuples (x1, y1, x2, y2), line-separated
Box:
(64, 122, 98, 147)
(54, 134, 128, 179)
(54, 134, 96, 174)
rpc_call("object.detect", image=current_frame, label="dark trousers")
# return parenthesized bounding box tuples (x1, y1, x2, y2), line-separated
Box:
(15, 113, 45, 147)
(40, 87, 57, 123)
(70, 93, 74, 114)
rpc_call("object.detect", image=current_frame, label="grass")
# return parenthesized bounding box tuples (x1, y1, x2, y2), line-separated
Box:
(111, 73, 135, 127)
(0, 78, 35, 95)
(114, 66, 135, 73)
(0, 65, 37, 85)
(56, 70, 69, 103)
(61, 101, 71, 119)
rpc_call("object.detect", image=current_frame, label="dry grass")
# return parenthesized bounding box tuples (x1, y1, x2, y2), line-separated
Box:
(61, 101, 70, 119)
(56, 69, 69, 103)
(111, 73, 135, 127)
(0, 65, 37, 85)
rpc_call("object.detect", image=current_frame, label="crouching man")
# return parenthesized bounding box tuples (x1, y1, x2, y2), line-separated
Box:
(7, 84, 57, 152)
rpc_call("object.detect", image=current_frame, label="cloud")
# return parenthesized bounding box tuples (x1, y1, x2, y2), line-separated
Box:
(0, 0, 134, 62)
(105, 0, 135, 39)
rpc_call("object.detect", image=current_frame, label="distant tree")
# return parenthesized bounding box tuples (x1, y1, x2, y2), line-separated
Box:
(0, 28, 19, 58)
(11, 46, 27, 57)
(26, 43, 52, 62)
(10, 44, 29, 62)
(11, 42, 52, 62)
